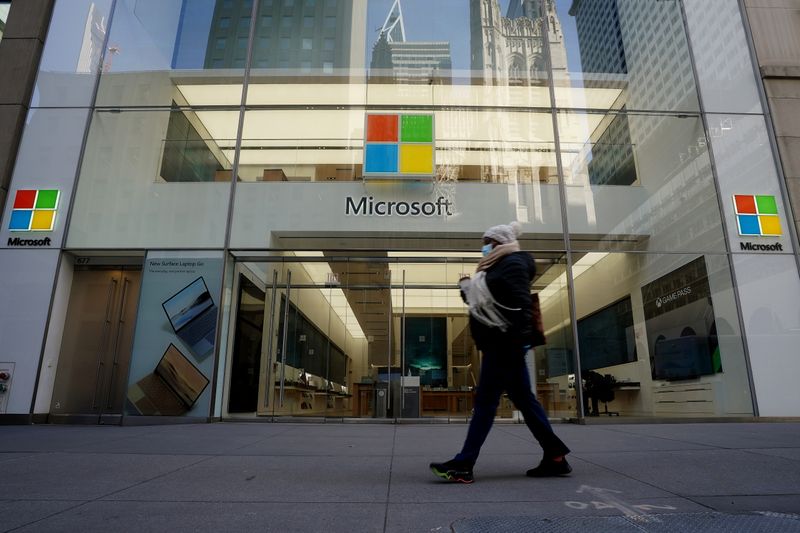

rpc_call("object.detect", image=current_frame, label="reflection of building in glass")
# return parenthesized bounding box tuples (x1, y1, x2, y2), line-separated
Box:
(569, 0, 696, 112)
(470, 0, 568, 86)
(202, 0, 361, 72)
(568, 0, 627, 83)
(370, 34, 452, 84)
(0, 4, 8, 42)
(379, 0, 406, 43)
(587, 112, 636, 185)
(77, 3, 107, 74)
(568, 0, 634, 185)
(369, 0, 452, 84)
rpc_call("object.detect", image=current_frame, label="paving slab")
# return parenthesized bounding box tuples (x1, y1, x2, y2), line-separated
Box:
(578, 448, 800, 496)
(0, 452, 208, 500)
(0, 422, 797, 532)
(104, 454, 392, 503)
(232, 425, 395, 456)
(450, 512, 800, 533)
(744, 447, 800, 461)
(73, 425, 281, 456)
(0, 426, 154, 453)
(12, 501, 387, 533)
(610, 423, 800, 449)
(692, 495, 800, 514)
(385, 498, 708, 533)
(0, 500, 85, 531)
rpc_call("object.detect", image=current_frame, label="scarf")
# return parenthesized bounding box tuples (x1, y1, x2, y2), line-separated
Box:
(476, 241, 520, 272)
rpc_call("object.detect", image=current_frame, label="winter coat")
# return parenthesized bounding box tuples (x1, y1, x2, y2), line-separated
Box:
(464, 251, 536, 352)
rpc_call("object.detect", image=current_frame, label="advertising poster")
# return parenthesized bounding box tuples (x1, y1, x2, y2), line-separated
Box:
(641, 257, 721, 381)
(125, 252, 223, 417)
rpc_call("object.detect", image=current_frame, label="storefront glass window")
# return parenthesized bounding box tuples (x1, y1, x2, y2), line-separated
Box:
(66, 109, 238, 248)
(94, 0, 248, 107)
(558, 111, 727, 253)
(247, 0, 363, 81)
(226, 253, 574, 420)
(569, 252, 753, 417)
(365, 0, 546, 87)
(0, 2, 10, 43)
(28, 0, 786, 421)
(32, 0, 114, 108)
(554, 0, 700, 112)
(229, 105, 563, 249)
(683, 0, 762, 114)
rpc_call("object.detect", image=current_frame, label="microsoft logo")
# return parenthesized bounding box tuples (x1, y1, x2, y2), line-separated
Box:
(363, 113, 434, 178)
(734, 194, 782, 237)
(8, 189, 60, 232)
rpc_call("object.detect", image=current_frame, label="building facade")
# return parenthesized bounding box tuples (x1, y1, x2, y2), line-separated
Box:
(1, 0, 799, 424)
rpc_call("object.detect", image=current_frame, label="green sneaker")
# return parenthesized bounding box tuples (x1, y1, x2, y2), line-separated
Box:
(429, 460, 474, 484)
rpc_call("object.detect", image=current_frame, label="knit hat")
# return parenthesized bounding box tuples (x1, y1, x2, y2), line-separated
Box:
(483, 221, 522, 244)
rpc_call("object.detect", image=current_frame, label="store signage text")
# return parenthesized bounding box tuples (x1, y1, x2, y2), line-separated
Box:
(7, 237, 52, 247)
(345, 196, 453, 217)
(740, 241, 783, 252)
(655, 286, 691, 308)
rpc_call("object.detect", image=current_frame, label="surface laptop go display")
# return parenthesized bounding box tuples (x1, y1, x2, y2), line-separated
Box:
(162, 276, 218, 358)
(129, 344, 209, 416)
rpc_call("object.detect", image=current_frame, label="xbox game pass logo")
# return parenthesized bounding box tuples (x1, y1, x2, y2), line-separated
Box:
(733, 194, 784, 252)
(7, 189, 59, 247)
(363, 113, 434, 178)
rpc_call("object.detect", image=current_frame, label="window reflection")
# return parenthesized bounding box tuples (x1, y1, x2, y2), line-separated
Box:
(0, 2, 9, 43)
(558, 111, 727, 253)
(365, 0, 551, 86)
(250, 0, 359, 78)
(555, 0, 700, 111)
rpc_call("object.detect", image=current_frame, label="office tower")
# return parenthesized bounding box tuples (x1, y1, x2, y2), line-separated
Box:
(369, 0, 452, 84)
(200, 0, 361, 73)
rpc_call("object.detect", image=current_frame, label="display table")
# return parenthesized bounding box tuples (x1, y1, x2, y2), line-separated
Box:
(421, 390, 473, 415)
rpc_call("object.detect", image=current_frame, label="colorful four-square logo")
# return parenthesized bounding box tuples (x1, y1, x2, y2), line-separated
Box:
(363, 113, 434, 177)
(733, 194, 781, 237)
(8, 189, 60, 231)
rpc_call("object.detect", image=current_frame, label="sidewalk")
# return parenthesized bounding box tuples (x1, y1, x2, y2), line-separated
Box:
(0, 421, 799, 532)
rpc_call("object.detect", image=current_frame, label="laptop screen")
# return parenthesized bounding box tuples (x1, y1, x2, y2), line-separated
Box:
(162, 277, 215, 333)
(155, 344, 210, 408)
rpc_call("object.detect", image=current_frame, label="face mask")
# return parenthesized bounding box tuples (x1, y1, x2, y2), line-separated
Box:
(481, 243, 493, 257)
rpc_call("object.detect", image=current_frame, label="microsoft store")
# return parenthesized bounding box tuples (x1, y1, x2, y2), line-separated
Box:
(1, 0, 799, 424)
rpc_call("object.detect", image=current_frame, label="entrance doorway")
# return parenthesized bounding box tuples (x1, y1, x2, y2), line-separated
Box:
(50, 267, 142, 424)
(225, 253, 574, 420)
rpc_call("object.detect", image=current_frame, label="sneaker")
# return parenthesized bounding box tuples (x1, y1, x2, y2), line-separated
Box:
(526, 457, 572, 477)
(429, 459, 474, 484)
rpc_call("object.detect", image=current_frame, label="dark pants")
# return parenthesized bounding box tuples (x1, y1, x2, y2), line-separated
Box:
(455, 341, 570, 466)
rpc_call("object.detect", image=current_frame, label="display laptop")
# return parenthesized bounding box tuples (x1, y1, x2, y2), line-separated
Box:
(162, 276, 218, 358)
(128, 344, 210, 416)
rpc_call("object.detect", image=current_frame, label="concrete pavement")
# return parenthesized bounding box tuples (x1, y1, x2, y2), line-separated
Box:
(0, 421, 799, 532)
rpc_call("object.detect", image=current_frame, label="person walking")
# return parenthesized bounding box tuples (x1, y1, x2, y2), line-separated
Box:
(429, 222, 571, 483)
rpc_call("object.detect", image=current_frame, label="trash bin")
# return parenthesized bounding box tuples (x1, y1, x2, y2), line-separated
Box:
(374, 382, 388, 418)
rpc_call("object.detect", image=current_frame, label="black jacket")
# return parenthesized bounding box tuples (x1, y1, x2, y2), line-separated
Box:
(465, 251, 536, 351)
